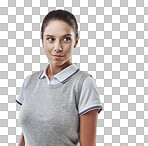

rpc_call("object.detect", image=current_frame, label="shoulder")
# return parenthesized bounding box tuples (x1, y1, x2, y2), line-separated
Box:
(80, 75, 99, 98)
(23, 70, 43, 87)
(31, 70, 43, 79)
(83, 76, 96, 85)
(26, 70, 43, 80)
(82, 74, 97, 89)
(74, 70, 93, 90)
(76, 70, 93, 81)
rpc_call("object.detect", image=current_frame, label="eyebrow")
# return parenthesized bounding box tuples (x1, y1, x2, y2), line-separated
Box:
(45, 34, 72, 37)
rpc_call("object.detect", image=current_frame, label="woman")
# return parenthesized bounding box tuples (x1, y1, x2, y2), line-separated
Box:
(16, 9, 103, 146)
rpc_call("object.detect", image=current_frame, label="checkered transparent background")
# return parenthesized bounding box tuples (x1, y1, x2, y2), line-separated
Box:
(0, 0, 148, 145)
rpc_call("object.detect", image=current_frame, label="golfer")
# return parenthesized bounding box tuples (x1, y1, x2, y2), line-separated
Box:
(16, 9, 103, 146)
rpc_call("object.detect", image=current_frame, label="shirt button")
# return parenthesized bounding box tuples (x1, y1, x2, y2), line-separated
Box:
(51, 76, 54, 79)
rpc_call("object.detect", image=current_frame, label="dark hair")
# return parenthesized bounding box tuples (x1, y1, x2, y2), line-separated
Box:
(41, 9, 78, 40)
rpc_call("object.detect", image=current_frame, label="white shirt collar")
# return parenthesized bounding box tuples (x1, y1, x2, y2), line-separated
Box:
(39, 62, 80, 83)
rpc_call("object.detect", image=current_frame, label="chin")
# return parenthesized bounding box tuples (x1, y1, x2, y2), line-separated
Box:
(51, 61, 64, 66)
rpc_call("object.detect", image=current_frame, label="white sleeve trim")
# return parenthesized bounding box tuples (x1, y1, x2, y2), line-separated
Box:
(79, 105, 103, 117)
(16, 99, 22, 105)
(78, 76, 103, 116)
(16, 74, 31, 105)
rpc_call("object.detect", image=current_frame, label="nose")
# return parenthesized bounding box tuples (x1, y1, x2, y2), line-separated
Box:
(54, 40, 62, 52)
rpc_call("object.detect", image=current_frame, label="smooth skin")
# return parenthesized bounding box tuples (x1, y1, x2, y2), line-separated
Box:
(42, 20, 79, 80)
(18, 20, 99, 146)
(18, 132, 25, 146)
(80, 109, 99, 146)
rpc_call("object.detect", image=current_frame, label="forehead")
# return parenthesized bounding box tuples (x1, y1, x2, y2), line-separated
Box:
(44, 20, 74, 36)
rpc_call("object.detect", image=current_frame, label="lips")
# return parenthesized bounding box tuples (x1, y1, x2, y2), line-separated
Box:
(53, 55, 63, 57)
(53, 55, 64, 57)
(52, 55, 64, 59)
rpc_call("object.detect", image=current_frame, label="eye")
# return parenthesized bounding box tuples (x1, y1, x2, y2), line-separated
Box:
(47, 38, 55, 42)
(62, 37, 71, 42)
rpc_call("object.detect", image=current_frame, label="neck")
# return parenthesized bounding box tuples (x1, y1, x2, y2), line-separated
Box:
(47, 62, 72, 78)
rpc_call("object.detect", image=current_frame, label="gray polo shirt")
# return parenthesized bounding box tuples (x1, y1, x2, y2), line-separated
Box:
(16, 63, 103, 146)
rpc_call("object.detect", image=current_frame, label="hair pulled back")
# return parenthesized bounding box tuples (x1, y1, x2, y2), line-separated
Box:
(41, 9, 78, 40)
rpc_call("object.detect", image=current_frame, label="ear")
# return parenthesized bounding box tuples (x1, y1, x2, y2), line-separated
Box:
(74, 36, 79, 48)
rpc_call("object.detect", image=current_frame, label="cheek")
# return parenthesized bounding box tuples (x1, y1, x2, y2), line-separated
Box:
(44, 43, 53, 51)
(64, 48, 73, 58)
(63, 44, 72, 53)
(65, 42, 73, 49)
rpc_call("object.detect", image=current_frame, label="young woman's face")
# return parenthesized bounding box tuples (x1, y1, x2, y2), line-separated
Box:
(42, 20, 79, 67)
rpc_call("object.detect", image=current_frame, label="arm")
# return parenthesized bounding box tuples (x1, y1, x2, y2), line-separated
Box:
(18, 131, 25, 146)
(80, 109, 99, 146)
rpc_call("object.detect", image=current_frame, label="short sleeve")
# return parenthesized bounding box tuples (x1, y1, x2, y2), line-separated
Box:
(16, 75, 31, 105)
(78, 76, 103, 117)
